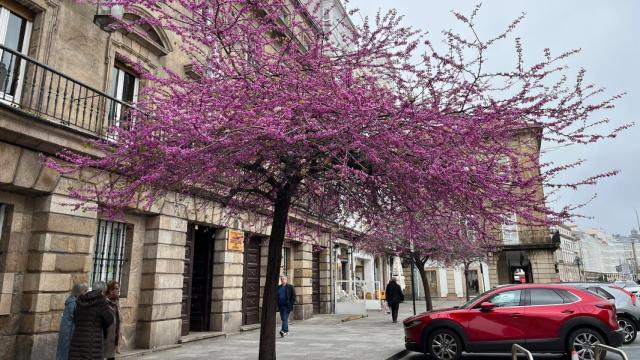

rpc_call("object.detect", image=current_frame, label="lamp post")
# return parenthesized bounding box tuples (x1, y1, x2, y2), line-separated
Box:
(410, 243, 416, 316)
(574, 256, 583, 281)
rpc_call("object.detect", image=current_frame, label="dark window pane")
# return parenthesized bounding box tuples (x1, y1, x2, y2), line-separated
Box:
(487, 290, 521, 307)
(530, 288, 564, 305)
(121, 71, 136, 103)
(1, 11, 28, 96)
(557, 289, 580, 303)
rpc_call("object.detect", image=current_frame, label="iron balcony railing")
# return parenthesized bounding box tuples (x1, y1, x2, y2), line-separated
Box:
(0, 43, 133, 138)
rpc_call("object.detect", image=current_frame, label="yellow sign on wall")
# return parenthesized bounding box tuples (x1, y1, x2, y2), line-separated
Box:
(227, 229, 245, 252)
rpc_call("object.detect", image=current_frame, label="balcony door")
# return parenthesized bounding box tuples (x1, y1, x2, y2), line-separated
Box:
(108, 65, 139, 129)
(0, 6, 31, 104)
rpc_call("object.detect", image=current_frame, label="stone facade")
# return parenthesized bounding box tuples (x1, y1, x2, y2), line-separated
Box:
(0, 1, 360, 358)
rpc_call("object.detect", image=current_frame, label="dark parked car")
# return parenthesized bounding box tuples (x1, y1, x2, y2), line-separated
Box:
(403, 284, 624, 360)
(563, 282, 640, 344)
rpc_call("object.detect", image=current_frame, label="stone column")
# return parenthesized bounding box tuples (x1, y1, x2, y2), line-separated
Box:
(17, 194, 96, 360)
(211, 229, 244, 332)
(318, 248, 331, 314)
(137, 215, 186, 349)
(258, 239, 268, 314)
(445, 269, 457, 300)
(292, 242, 313, 320)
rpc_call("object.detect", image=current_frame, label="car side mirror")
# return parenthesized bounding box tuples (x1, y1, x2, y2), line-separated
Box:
(480, 302, 495, 311)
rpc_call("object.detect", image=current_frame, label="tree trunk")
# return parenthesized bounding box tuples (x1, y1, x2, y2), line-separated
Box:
(413, 255, 433, 312)
(258, 188, 293, 360)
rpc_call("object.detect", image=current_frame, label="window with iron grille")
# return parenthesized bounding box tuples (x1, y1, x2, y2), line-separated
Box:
(91, 220, 129, 287)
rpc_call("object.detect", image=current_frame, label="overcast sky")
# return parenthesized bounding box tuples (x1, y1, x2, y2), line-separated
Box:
(346, 0, 640, 235)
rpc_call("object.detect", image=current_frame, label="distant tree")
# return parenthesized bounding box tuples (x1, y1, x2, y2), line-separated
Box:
(50, 1, 628, 358)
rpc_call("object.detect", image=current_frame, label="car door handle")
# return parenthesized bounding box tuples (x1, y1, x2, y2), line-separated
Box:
(562, 310, 575, 314)
(511, 313, 522, 317)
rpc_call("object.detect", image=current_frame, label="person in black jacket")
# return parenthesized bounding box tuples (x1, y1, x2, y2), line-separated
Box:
(69, 281, 114, 360)
(277, 275, 296, 337)
(385, 277, 404, 323)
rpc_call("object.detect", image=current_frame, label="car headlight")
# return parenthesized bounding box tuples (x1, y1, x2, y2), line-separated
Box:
(404, 319, 423, 328)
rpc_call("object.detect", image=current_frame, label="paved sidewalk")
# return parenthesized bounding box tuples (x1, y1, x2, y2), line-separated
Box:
(139, 300, 464, 360)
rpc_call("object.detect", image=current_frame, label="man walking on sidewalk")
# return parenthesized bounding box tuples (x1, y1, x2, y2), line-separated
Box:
(385, 277, 404, 323)
(278, 275, 296, 337)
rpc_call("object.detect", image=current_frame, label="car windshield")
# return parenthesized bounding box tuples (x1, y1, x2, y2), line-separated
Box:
(459, 289, 495, 309)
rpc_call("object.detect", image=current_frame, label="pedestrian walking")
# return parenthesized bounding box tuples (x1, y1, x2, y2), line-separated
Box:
(104, 280, 122, 360)
(56, 282, 88, 360)
(277, 275, 296, 337)
(68, 281, 114, 360)
(385, 277, 404, 323)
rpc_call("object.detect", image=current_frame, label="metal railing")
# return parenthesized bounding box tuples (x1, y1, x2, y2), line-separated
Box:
(511, 344, 533, 360)
(595, 344, 628, 360)
(0, 44, 133, 138)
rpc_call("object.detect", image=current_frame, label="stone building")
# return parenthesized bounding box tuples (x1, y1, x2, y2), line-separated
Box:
(0, 1, 392, 358)
(486, 127, 559, 286)
(553, 223, 583, 282)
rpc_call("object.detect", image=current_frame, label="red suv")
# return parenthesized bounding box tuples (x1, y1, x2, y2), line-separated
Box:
(403, 284, 624, 360)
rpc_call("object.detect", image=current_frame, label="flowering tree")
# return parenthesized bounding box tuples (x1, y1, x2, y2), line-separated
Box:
(50, 1, 628, 358)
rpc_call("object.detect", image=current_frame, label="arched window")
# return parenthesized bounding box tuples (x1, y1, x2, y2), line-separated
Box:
(121, 11, 172, 56)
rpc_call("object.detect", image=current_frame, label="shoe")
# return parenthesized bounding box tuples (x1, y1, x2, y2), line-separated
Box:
(393, 320, 397, 323)
(283, 332, 289, 337)
(279, 330, 284, 338)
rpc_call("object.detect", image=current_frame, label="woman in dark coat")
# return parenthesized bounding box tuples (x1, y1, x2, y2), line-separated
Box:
(385, 277, 405, 323)
(69, 281, 114, 360)
(56, 283, 88, 360)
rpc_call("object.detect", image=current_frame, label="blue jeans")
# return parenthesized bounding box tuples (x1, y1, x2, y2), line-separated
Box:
(279, 306, 290, 333)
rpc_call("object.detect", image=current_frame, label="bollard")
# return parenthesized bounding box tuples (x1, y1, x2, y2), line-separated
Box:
(511, 344, 533, 360)
(594, 344, 628, 360)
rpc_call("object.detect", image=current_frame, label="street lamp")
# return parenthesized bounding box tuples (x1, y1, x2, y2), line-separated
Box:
(93, 4, 124, 32)
(409, 242, 416, 315)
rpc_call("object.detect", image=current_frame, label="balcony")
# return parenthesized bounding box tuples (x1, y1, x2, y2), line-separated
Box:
(0, 44, 133, 139)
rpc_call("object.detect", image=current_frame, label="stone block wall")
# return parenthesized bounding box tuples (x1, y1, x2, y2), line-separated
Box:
(211, 229, 244, 332)
(16, 191, 96, 360)
(318, 248, 332, 314)
(136, 215, 186, 349)
(530, 250, 558, 284)
(118, 214, 146, 350)
(0, 191, 31, 360)
(292, 243, 313, 320)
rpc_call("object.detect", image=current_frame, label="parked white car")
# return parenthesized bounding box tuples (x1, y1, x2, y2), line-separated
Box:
(614, 280, 640, 297)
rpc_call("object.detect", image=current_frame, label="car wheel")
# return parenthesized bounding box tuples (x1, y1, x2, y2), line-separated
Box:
(618, 317, 637, 344)
(567, 328, 605, 360)
(427, 329, 462, 360)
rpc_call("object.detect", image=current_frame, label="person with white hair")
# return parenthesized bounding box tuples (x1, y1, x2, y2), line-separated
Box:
(56, 282, 88, 360)
(385, 276, 405, 323)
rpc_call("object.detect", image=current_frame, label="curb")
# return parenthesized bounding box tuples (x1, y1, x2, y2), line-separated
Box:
(385, 350, 409, 360)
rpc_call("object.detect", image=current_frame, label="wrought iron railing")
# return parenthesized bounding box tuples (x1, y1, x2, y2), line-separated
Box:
(0, 44, 133, 138)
